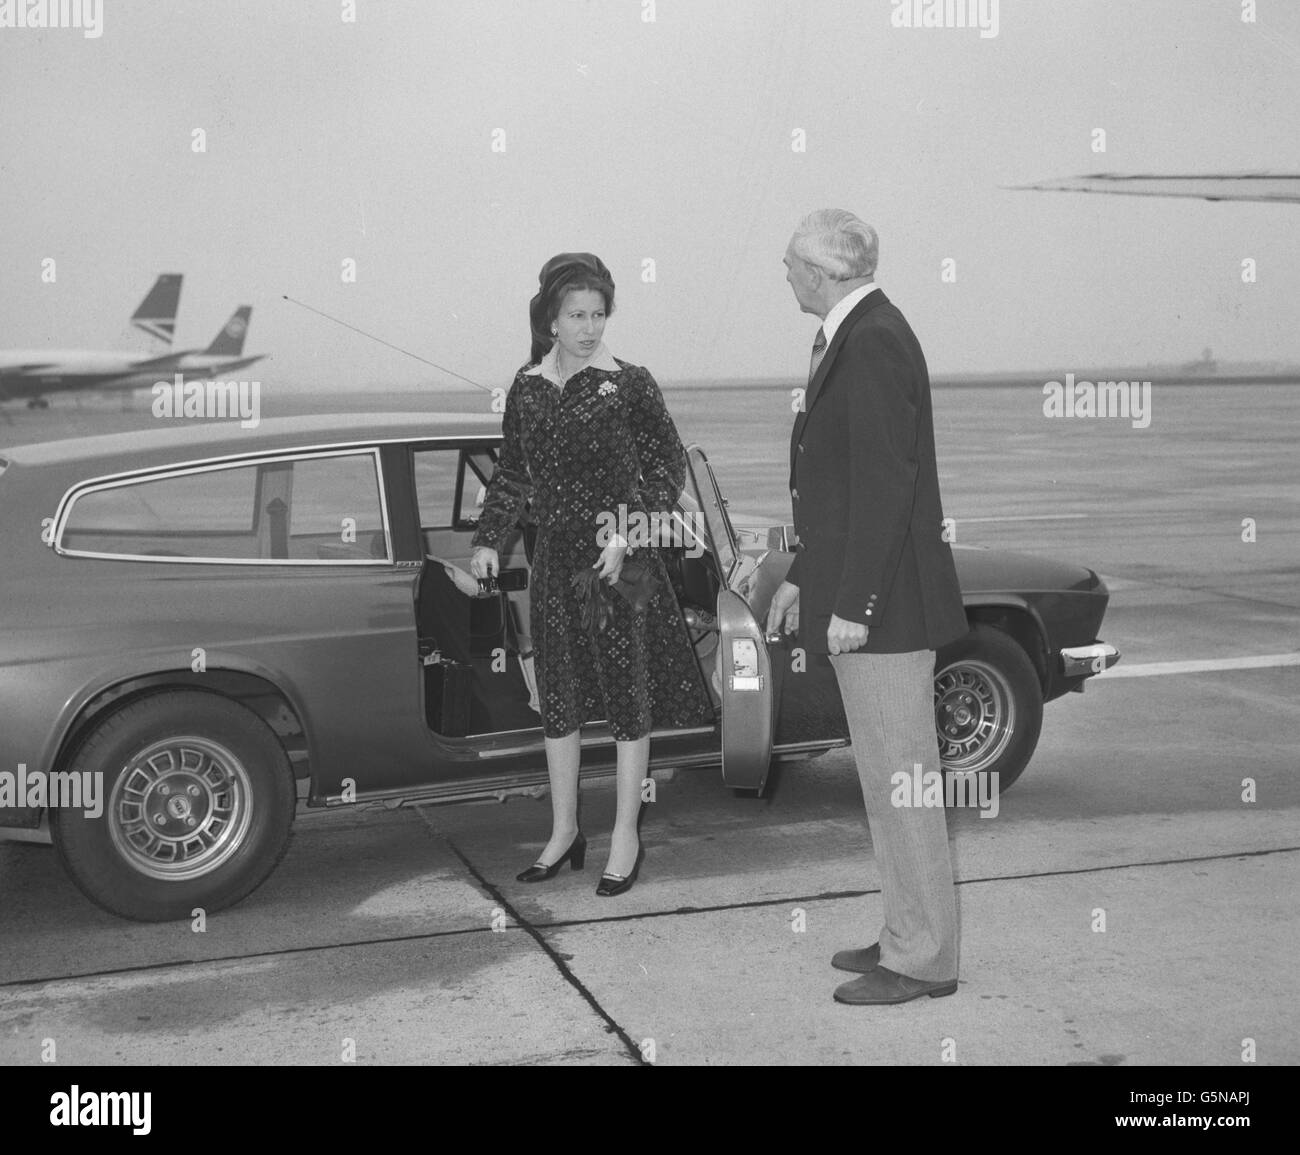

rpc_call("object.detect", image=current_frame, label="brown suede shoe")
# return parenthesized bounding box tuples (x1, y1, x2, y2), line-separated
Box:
(831, 942, 880, 973)
(833, 965, 958, 1005)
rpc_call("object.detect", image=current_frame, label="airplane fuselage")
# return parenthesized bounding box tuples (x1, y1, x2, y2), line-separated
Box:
(0, 350, 265, 401)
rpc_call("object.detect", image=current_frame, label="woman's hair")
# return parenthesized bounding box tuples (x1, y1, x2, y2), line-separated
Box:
(528, 253, 616, 364)
(791, 208, 879, 281)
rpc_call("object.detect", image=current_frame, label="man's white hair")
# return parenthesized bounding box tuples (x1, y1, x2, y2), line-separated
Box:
(792, 209, 879, 280)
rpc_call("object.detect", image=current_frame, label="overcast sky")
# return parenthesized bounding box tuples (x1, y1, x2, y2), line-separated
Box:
(2, 0, 1297, 391)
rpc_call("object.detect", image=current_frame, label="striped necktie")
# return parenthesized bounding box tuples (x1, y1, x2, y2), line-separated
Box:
(808, 326, 827, 387)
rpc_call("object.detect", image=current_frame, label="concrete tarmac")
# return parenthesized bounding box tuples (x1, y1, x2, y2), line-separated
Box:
(1, 382, 1296, 1065)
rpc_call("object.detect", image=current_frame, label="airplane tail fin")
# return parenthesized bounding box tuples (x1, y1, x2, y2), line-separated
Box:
(131, 274, 183, 345)
(206, 306, 252, 356)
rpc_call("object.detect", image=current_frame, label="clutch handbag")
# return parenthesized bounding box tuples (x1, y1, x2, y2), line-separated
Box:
(610, 557, 659, 614)
(571, 558, 660, 633)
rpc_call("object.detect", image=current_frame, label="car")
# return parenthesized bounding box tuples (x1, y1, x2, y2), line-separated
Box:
(0, 413, 1119, 920)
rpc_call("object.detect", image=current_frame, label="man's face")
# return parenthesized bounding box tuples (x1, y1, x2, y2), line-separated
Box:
(783, 239, 819, 316)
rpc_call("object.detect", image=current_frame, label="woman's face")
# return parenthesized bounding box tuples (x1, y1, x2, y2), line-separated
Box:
(552, 289, 607, 361)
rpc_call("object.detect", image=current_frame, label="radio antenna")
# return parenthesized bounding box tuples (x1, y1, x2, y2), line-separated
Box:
(281, 294, 494, 393)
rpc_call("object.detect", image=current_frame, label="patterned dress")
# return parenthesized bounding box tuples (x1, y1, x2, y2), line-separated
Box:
(472, 351, 714, 740)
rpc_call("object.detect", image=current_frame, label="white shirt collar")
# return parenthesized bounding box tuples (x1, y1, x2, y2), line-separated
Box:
(525, 341, 622, 386)
(820, 282, 878, 345)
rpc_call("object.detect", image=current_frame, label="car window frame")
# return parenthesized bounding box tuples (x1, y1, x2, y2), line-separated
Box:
(457, 446, 497, 529)
(684, 444, 741, 587)
(411, 442, 499, 533)
(52, 446, 395, 567)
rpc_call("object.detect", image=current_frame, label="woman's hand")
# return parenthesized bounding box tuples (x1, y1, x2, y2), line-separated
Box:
(444, 563, 482, 598)
(470, 546, 499, 580)
(592, 534, 628, 584)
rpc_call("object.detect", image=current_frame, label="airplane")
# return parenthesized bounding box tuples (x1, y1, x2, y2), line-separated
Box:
(1007, 172, 1300, 381)
(0, 274, 182, 409)
(130, 273, 184, 344)
(1009, 172, 1300, 204)
(0, 291, 264, 410)
(121, 306, 265, 384)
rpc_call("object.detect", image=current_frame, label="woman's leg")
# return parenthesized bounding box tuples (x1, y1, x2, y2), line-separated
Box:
(605, 736, 650, 877)
(536, 730, 582, 864)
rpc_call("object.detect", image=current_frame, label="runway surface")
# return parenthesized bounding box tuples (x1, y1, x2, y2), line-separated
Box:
(1, 381, 1296, 1065)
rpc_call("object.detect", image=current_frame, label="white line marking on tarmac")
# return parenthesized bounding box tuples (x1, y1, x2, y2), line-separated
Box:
(958, 514, 1090, 523)
(1096, 653, 1300, 679)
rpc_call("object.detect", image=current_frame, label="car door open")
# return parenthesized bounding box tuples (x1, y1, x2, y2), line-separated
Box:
(684, 445, 779, 793)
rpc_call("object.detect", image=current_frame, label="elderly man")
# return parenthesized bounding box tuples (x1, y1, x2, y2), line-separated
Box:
(767, 209, 969, 1005)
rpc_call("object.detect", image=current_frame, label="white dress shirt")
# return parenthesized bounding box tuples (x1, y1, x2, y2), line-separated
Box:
(820, 282, 878, 344)
(525, 340, 622, 387)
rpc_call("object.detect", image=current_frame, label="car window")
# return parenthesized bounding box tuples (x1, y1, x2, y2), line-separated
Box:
(413, 448, 462, 530)
(62, 466, 260, 557)
(285, 454, 386, 560)
(463, 449, 496, 499)
(685, 445, 739, 583)
(414, 446, 499, 527)
(415, 445, 501, 564)
(59, 451, 388, 563)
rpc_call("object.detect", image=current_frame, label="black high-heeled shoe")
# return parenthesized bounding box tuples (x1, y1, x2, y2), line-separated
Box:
(596, 844, 644, 897)
(516, 831, 586, 883)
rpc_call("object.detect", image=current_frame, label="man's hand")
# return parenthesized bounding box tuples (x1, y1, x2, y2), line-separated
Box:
(766, 581, 800, 636)
(827, 613, 869, 655)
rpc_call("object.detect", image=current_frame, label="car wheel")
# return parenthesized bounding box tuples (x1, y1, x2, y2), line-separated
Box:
(51, 691, 295, 921)
(933, 624, 1043, 794)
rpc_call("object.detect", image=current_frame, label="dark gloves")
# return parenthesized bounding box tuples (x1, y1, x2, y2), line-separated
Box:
(572, 568, 616, 634)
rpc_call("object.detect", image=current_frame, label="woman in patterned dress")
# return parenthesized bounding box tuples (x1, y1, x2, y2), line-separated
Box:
(470, 253, 712, 896)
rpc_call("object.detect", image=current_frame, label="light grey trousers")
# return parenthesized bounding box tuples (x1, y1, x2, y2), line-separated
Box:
(829, 648, 959, 982)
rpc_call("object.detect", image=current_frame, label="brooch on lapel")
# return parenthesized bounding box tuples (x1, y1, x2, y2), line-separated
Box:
(598, 380, 618, 397)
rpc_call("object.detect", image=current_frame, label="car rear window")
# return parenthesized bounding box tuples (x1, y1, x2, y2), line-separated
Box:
(59, 450, 388, 563)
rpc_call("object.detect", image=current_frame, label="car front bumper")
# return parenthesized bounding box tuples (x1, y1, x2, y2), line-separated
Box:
(1060, 642, 1121, 679)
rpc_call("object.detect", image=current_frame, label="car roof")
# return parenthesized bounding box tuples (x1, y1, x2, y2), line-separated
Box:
(0, 412, 503, 469)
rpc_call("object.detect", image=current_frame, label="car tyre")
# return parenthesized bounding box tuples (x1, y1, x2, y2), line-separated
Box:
(51, 691, 295, 921)
(933, 624, 1042, 794)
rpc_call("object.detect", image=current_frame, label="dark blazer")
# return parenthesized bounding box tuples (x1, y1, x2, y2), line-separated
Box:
(784, 289, 967, 655)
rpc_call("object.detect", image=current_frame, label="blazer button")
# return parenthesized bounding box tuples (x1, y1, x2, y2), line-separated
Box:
(798, 444, 805, 453)
(865, 609, 873, 616)
(791, 488, 799, 500)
